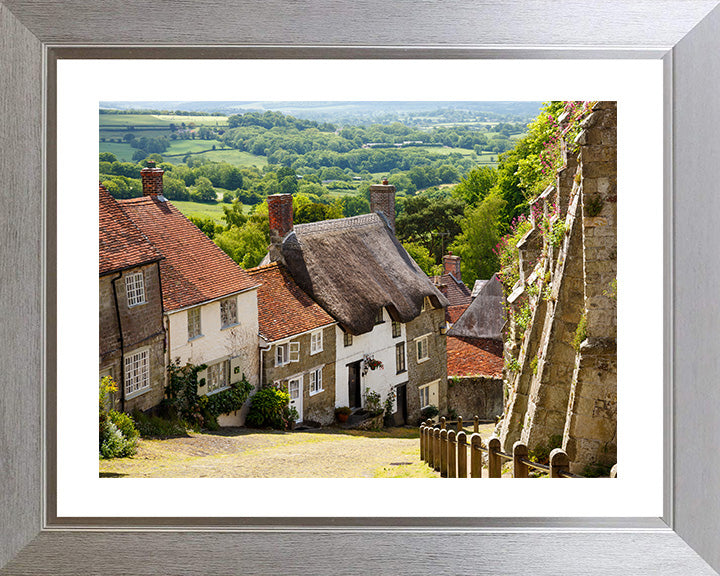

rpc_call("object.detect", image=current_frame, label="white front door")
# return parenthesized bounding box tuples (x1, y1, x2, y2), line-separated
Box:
(288, 376, 303, 423)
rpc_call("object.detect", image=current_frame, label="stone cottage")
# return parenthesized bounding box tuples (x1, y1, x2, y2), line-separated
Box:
(247, 262, 337, 425)
(263, 183, 449, 424)
(99, 185, 166, 413)
(445, 275, 505, 421)
(119, 162, 261, 425)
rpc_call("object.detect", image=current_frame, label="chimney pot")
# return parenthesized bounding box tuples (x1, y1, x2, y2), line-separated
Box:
(369, 181, 396, 233)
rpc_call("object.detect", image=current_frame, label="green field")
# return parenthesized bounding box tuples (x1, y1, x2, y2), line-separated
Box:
(163, 139, 227, 156)
(176, 148, 267, 167)
(154, 114, 229, 125)
(171, 200, 252, 224)
(99, 142, 136, 162)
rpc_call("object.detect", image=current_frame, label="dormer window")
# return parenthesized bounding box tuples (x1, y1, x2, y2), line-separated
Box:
(375, 309, 385, 324)
(421, 297, 433, 312)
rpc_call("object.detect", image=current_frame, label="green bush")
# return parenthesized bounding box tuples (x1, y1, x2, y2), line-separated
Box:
(419, 405, 439, 424)
(99, 416, 138, 459)
(245, 385, 293, 430)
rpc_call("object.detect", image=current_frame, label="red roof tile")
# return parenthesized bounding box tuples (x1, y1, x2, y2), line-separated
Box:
(119, 196, 257, 311)
(447, 336, 503, 378)
(99, 186, 162, 276)
(432, 273, 472, 307)
(247, 262, 335, 341)
(447, 304, 469, 324)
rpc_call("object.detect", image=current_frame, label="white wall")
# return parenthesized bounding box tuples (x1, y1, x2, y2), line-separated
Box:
(167, 289, 260, 396)
(334, 309, 407, 410)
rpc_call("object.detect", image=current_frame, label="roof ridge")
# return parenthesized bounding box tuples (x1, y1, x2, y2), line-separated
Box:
(293, 212, 382, 234)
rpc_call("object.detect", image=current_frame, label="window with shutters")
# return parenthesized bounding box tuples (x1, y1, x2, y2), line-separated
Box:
(206, 360, 230, 394)
(275, 341, 300, 366)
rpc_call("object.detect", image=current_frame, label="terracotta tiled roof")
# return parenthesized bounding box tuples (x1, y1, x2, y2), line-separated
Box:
(99, 186, 162, 276)
(447, 336, 503, 378)
(119, 196, 258, 312)
(447, 304, 470, 324)
(432, 273, 472, 307)
(247, 262, 335, 342)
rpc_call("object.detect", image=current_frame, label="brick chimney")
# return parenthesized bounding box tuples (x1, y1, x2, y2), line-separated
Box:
(443, 251, 461, 281)
(370, 180, 396, 233)
(268, 193, 294, 239)
(141, 160, 164, 197)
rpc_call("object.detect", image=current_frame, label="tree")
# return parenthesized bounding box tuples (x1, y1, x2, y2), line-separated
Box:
(162, 175, 189, 200)
(99, 152, 117, 162)
(402, 242, 440, 276)
(449, 191, 506, 287)
(214, 221, 268, 269)
(339, 194, 370, 217)
(188, 216, 222, 239)
(222, 200, 248, 229)
(192, 176, 217, 203)
(395, 195, 465, 263)
(451, 165, 497, 206)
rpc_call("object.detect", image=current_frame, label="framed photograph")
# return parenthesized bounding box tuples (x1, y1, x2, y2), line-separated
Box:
(2, 1, 719, 574)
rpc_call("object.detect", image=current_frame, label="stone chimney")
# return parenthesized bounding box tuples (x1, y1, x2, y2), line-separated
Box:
(370, 180, 396, 233)
(267, 193, 293, 263)
(141, 160, 164, 197)
(443, 251, 461, 281)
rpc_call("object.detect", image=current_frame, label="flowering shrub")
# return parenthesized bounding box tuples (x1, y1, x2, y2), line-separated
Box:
(245, 384, 295, 430)
(99, 376, 139, 459)
(361, 354, 384, 377)
(494, 214, 532, 292)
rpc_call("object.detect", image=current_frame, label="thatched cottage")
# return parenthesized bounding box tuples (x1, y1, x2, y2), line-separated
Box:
(263, 183, 449, 424)
(99, 185, 166, 413)
(118, 162, 261, 425)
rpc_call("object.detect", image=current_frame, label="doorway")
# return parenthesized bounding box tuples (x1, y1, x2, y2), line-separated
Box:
(396, 382, 408, 425)
(348, 361, 361, 409)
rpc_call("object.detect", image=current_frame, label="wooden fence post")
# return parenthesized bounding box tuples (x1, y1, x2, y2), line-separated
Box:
(457, 416, 463, 432)
(488, 437, 502, 478)
(419, 425, 425, 462)
(474, 416, 479, 433)
(549, 448, 570, 478)
(447, 430, 457, 478)
(457, 431, 467, 478)
(440, 416, 446, 430)
(470, 433, 483, 478)
(427, 426, 434, 467)
(513, 441, 529, 478)
(610, 464, 617, 478)
(440, 429, 448, 477)
(433, 428, 441, 471)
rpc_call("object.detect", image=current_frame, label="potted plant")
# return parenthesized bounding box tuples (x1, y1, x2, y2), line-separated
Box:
(335, 406, 352, 423)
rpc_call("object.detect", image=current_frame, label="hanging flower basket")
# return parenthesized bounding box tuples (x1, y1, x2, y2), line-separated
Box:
(361, 354, 384, 377)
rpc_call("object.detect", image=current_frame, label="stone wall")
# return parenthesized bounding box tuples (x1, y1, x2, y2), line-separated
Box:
(99, 263, 166, 414)
(447, 376, 503, 422)
(498, 102, 617, 475)
(406, 306, 448, 424)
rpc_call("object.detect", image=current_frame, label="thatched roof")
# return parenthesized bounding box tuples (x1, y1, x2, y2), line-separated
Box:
(278, 213, 448, 335)
(447, 275, 505, 340)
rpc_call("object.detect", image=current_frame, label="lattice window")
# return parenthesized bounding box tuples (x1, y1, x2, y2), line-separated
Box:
(125, 272, 146, 307)
(309, 368, 323, 395)
(187, 307, 202, 340)
(124, 348, 149, 397)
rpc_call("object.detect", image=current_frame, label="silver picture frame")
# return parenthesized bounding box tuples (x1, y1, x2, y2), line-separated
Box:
(1, 1, 719, 574)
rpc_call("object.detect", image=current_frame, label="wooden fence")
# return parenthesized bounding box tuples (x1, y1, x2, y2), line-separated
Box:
(419, 416, 582, 478)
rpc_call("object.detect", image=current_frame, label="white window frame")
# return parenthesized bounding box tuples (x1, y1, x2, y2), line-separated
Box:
(275, 341, 300, 366)
(124, 347, 150, 399)
(206, 359, 230, 395)
(310, 330, 323, 355)
(418, 380, 439, 409)
(187, 307, 202, 340)
(125, 271, 146, 307)
(220, 296, 238, 328)
(309, 366, 323, 395)
(416, 334, 430, 363)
